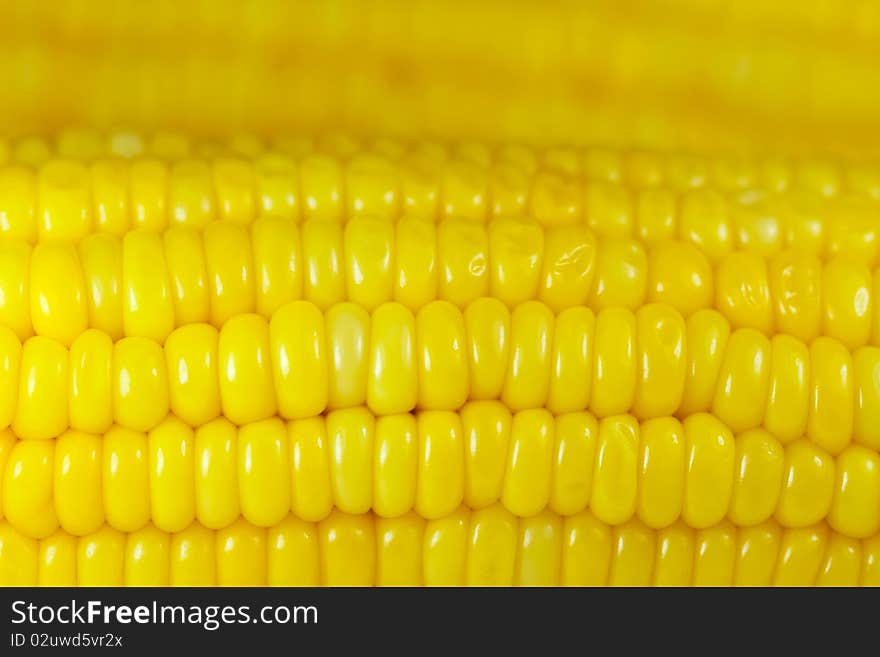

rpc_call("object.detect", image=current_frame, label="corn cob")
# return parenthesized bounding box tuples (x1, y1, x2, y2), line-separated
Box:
(2, 507, 879, 587)
(3, 404, 879, 540)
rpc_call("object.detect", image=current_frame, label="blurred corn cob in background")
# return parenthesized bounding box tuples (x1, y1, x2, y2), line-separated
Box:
(2, 0, 880, 587)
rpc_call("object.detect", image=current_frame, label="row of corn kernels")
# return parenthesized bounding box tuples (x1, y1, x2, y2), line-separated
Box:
(1, 507, 878, 587)
(3, 298, 880, 454)
(0, 131, 866, 193)
(5, 221, 880, 348)
(2, 144, 880, 263)
(2, 407, 879, 540)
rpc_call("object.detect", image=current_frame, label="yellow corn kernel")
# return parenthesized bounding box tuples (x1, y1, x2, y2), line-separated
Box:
(609, 519, 655, 586)
(678, 189, 732, 262)
(729, 429, 784, 526)
(501, 301, 553, 411)
(218, 313, 276, 425)
(538, 224, 596, 312)
(213, 158, 256, 225)
(415, 411, 464, 519)
(828, 445, 880, 539)
(437, 219, 489, 306)
(343, 217, 394, 310)
(515, 511, 563, 586)
(124, 523, 170, 586)
(0, 166, 37, 243)
(488, 217, 543, 307)
(854, 346, 880, 450)
(590, 238, 647, 310)
(122, 230, 174, 343)
(91, 159, 130, 236)
(489, 162, 530, 220)
(767, 249, 821, 344)
(103, 426, 149, 533)
(862, 535, 880, 586)
(735, 520, 781, 586)
(325, 302, 370, 410)
(394, 218, 438, 311)
(585, 181, 632, 238)
(773, 524, 828, 586)
(590, 308, 636, 417)
(633, 303, 686, 419)
(164, 323, 220, 427)
(0, 521, 37, 585)
(267, 515, 319, 586)
(78, 234, 123, 340)
(368, 302, 417, 415)
(636, 187, 676, 243)
(682, 413, 735, 529)
(464, 297, 509, 400)
(561, 510, 612, 586)
(14, 336, 68, 440)
(78, 525, 125, 586)
(547, 306, 594, 414)
(440, 159, 488, 223)
(194, 418, 240, 529)
(216, 517, 267, 586)
(129, 159, 167, 232)
(693, 522, 736, 586)
(763, 334, 810, 443)
(461, 400, 511, 510)
(3, 439, 57, 539)
(501, 409, 553, 517)
(319, 510, 375, 586)
(0, 327, 20, 431)
(327, 407, 374, 514)
(647, 240, 713, 317)
(416, 300, 468, 411)
(113, 336, 169, 432)
(170, 522, 216, 586)
(549, 411, 597, 516)
(38, 530, 77, 586)
(0, 241, 32, 341)
(300, 154, 343, 223)
(288, 417, 332, 522)
(204, 222, 256, 327)
(423, 506, 468, 586)
(822, 258, 872, 349)
(399, 150, 442, 221)
(69, 329, 112, 435)
(270, 301, 328, 419)
(163, 227, 210, 326)
(816, 533, 861, 587)
(808, 336, 853, 455)
(591, 414, 639, 525)
(0, 429, 15, 519)
(37, 160, 92, 242)
(148, 416, 195, 533)
(373, 414, 417, 518)
(530, 167, 581, 228)
(715, 251, 773, 334)
(653, 522, 695, 586)
(711, 328, 771, 434)
(238, 418, 291, 527)
(54, 430, 103, 536)
(466, 503, 518, 586)
(376, 512, 424, 586)
(252, 217, 302, 317)
(29, 241, 88, 346)
(169, 160, 215, 229)
(776, 439, 835, 527)
(637, 416, 685, 529)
